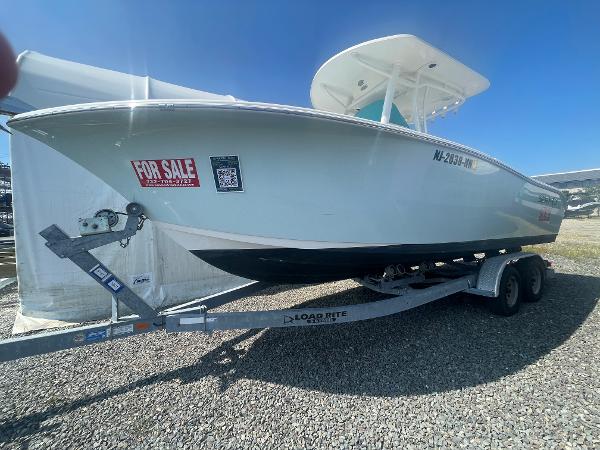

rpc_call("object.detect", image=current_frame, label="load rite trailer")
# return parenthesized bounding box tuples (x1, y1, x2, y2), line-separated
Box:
(0, 204, 553, 363)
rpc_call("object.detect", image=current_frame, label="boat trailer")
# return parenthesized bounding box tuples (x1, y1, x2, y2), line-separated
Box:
(0, 203, 553, 363)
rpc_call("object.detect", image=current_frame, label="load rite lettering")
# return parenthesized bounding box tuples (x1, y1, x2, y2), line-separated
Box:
(289, 311, 348, 321)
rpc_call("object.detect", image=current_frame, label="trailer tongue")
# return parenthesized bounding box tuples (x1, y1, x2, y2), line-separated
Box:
(0, 203, 552, 363)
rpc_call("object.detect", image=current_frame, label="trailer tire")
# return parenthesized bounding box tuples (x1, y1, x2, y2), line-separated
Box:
(490, 265, 521, 316)
(519, 257, 545, 302)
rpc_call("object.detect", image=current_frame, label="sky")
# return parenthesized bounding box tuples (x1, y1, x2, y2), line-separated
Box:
(0, 0, 599, 175)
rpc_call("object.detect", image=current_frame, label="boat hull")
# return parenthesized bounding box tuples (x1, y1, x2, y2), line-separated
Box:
(190, 236, 556, 283)
(9, 101, 565, 283)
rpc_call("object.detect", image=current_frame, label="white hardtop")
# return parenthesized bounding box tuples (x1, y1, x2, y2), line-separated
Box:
(310, 34, 489, 132)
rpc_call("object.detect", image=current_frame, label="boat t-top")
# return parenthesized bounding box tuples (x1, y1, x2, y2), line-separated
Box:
(311, 34, 489, 133)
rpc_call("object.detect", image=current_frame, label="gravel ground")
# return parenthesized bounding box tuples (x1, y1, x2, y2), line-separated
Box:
(0, 223, 599, 449)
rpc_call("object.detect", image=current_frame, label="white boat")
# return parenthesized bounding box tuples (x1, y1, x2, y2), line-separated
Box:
(8, 35, 565, 283)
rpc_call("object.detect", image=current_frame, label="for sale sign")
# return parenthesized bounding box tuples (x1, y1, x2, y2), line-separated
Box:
(131, 158, 200, 187)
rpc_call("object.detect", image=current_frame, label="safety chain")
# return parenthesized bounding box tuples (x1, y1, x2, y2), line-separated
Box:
(119, 214, 147, 248)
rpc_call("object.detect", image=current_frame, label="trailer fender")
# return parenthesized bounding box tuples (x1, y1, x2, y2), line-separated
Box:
(466, 252, 542, 298)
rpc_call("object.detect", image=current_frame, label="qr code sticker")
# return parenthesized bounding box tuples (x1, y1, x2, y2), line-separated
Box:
(216, 168, 238, 188)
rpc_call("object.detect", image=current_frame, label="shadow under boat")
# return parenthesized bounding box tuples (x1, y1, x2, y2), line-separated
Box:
(0, 271, 598, 444)
(187, 272, 599, 396)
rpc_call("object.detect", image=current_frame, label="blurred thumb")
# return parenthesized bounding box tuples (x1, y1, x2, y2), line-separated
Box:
(0, 32, 17, 98)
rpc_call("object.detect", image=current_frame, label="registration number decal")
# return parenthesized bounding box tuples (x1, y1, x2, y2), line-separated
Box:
(131, 158, 200, 187)
(433, 150, 477, 170)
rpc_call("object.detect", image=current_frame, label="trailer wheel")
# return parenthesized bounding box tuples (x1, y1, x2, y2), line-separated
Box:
(519, 257, 545, 302)
(490, 265, 521, 316)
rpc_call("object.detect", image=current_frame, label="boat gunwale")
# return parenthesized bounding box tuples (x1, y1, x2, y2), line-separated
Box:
(8, 99, 563, 197)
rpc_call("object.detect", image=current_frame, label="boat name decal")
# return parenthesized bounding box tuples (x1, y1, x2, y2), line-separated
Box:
(131, 158, 200, 187)
(538, 194, 560, 208)
(283, 310, 348, 325)
(433, 150, 477, 170)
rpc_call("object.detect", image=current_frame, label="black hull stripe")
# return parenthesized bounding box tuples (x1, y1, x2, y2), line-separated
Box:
(191, 234, 557, 284)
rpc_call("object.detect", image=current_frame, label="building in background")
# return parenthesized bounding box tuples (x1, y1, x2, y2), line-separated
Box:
(532, 168, 600, 190)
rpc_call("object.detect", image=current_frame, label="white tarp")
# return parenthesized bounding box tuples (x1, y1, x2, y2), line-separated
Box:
(8, 52, 246, 333)
(11, 50, 235, 109)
